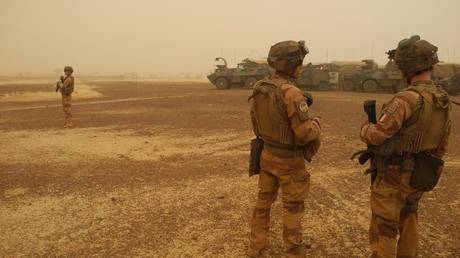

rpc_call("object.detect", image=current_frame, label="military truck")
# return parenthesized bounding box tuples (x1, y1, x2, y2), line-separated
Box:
(207, 57, 272, 89)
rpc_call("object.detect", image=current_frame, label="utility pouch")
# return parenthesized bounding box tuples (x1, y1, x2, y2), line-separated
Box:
(410, 151, 444, 191)
(249, 137, 264, 177)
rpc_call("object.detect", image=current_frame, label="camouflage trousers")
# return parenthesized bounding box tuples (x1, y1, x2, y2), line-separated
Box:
(370, 157, 423, 258)
(62, 94, 72, 123)
(249, 150, 310, 258)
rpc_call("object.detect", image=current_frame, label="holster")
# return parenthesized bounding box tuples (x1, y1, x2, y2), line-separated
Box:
(249, 137, 264, 177)
(410, 151, 444, 191)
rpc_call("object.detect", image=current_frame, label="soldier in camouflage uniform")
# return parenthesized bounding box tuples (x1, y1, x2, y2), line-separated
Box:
(58, 66, 75, 128)
(360, 35, 452, 258)
(247, 41, 322, 258)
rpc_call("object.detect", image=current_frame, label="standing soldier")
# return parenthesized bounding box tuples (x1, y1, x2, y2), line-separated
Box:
(247, 41, 322, 258)
(360, 35, 452, 258)
(57, 66, 75, 128)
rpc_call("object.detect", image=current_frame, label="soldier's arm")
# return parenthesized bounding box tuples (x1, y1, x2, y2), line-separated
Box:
(62, 76, 73, 88)
(360, 91, 419, 146)
(282, 85, 321, 144)
(435, 118, 451, 158)
(250, 105, 260, 136)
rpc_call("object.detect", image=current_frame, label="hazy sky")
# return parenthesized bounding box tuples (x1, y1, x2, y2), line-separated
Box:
(1, 0, 459, 76)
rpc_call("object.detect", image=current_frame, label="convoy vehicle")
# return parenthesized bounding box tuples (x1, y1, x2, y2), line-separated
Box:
(297, 63, 339, 91)
(207, 57, 272, 89)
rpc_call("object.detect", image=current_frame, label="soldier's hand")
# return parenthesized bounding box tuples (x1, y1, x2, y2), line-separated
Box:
(360, 120, 370, 129)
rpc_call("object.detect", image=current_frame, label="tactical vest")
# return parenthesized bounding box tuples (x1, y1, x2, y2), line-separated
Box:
(250, 78, 304, 157)
(371, 82, 451, 156)
(62, 76, 74, 96)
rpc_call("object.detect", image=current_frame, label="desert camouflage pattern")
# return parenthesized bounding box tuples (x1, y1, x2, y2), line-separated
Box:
(249, 73, 321, 257)
(267, 41, 308, 72)
(62, 94, 72, 128)
(361, 81, 450, 157)
(395, 35, 439, 80)
(369, 156, 422, 258)
(61, 75, 74, 96)
(249, 151, 310, 257)
(360, 80, 450, 258)
(360, 90, 420, 146)
(61, 75, 74, 128)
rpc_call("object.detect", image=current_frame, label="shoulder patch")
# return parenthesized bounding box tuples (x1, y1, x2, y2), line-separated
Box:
(296, 100, 309, 121)
(299, 101, 309, 113)
(383, 101, 399, 116)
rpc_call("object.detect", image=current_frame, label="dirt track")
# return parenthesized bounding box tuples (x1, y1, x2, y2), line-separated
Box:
(0, 80, 459, 257)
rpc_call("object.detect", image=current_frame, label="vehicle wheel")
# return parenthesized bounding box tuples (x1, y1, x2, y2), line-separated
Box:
(362, 80, 379, 92)
(244, 77, 258, 89)
(318, 82, 330, 91)
(394, 81, 407, 93)
(342, 80, 355, 91)
(215, 77, 231, 90)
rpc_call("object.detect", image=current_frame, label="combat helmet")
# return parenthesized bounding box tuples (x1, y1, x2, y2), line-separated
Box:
(395, 35, 438, 80)
(64, 66, 74, 73)
(267, 40, 309, 72)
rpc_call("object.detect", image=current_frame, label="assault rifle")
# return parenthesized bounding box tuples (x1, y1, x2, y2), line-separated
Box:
(55, 76, 65, 92)
(351, 100, 377, 183)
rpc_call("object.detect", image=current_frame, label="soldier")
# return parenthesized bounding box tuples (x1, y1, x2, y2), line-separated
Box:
(247, 41, 322, 258)
(57, 66, 75, 128)
(360, 35, 452, 258)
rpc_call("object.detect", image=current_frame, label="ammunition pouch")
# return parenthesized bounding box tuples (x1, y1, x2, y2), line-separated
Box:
(249, 137, 264, 177)
(410, 151, 443, 191)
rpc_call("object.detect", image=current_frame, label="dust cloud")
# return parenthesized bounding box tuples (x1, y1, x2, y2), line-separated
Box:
(1, 0, 459, 77)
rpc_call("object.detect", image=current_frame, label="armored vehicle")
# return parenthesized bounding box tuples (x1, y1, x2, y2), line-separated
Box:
(433, 63, 460, 94)
(297, 63, 339, 91)
(358, 56, 407, 93)
(331, 61, 366, 91)
(437, 73, 460, 95)
(207, 57, 272, 89)
(433, 63, 460, 81)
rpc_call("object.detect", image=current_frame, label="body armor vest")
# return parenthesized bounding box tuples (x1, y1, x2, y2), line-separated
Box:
(62, 76, 74, 96)
(371, 82, 451, 156)
(250, 78, 303, 156)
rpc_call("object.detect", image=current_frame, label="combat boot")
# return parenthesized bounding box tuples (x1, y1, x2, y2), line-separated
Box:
(63, 120, 73, 128)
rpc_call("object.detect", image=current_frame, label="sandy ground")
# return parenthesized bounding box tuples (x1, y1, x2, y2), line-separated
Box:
(0, 80, 459, 257)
